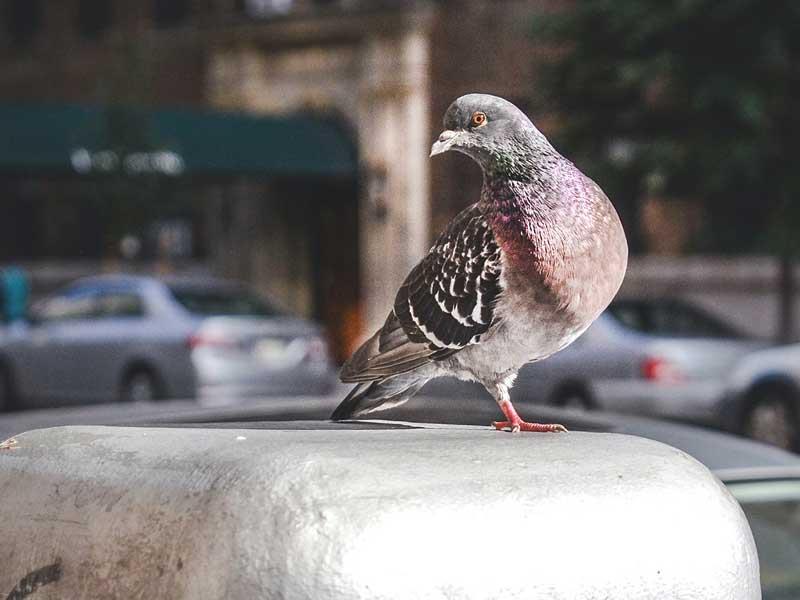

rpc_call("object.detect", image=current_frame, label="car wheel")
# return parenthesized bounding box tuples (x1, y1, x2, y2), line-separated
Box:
(121, 370, 160, 403)
(742, 388, 799, 451)
(0, 364, 14, 412)
(551, 388, 593, 411)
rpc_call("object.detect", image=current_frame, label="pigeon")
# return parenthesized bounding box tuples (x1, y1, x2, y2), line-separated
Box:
(332, 94, 628, 432)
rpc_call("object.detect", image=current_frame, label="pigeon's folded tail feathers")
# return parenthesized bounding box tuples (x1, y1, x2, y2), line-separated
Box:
(331, 373, 429, 421)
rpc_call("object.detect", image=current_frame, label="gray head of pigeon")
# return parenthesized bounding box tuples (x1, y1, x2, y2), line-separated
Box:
(430, 93, 559, 181)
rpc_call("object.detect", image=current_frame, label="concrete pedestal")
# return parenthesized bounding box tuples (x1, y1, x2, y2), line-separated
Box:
(0, 425, 760, 599)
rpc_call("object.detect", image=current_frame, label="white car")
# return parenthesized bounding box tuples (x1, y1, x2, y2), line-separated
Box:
(723, 343, 800, 451)
(0, 275, 336, 410)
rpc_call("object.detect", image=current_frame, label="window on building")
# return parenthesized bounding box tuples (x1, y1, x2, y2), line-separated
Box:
(76, 0, 113, 40)
(236, 0, 293, 18)
(3, 0, 41, 46)
(153, 0, 190, 28)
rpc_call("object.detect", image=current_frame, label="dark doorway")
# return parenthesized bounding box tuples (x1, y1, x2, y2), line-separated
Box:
(269, 176, 360, 363)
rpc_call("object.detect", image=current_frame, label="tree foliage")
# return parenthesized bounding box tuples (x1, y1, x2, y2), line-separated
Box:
(531, 0, 800, 254)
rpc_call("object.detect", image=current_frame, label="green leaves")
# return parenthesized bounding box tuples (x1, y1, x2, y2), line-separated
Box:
(532, 0, 800, 253)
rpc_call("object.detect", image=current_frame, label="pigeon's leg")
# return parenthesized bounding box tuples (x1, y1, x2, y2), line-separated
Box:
(490, 384, 567, 433)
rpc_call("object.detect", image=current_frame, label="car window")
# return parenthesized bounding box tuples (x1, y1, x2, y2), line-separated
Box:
(33, 286, 145, 322)
(728, 480, 800, 600)
(96, 291, 145, 318)
(169, 286, 279, 317)
(608, 302, 646, 332)
(607, 300, 743, 338)
(35, 292, 97, 322)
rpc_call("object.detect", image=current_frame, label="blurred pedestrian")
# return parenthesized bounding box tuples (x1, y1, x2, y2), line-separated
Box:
(1, 267, 30, 324)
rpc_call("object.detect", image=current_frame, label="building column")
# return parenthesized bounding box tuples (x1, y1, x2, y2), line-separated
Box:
(357, 28, 432, 335)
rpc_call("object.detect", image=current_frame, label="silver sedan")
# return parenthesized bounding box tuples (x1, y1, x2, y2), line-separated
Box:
(0, 275, 336, 410)
(425, 298, 766, 429)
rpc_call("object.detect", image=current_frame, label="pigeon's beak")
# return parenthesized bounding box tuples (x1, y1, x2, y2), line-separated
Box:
(430, 130, 461, 157)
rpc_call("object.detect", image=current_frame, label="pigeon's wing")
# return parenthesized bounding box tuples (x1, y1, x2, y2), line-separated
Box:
(394, 204, 503, 349)
(340, 203, 503, 383)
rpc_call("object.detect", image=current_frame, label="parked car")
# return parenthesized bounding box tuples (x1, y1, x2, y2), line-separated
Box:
(0, 275, 335, 410)
(719, 343, 800, 452)
(424, 297, 766, 429)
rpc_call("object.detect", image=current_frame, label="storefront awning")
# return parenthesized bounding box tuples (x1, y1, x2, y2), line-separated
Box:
(0, 104, 356, 177)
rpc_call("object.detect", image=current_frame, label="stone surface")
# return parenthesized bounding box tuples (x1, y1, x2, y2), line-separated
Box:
(0, 425, 760, 599)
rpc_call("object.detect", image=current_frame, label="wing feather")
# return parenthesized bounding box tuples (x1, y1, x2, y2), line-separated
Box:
(340, 203, 503, 383)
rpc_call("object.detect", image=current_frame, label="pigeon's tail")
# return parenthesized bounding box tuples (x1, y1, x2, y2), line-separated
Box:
(331, 373, 429, 421)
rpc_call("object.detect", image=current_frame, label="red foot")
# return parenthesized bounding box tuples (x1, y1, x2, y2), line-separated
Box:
(492, 400, 568, 434)
(492, 420, 568, 433)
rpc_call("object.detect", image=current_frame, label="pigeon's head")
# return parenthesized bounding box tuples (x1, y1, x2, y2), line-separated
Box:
(431, 94, 552, 174)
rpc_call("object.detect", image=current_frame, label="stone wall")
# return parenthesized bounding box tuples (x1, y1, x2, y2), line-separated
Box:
(207, 7, 436, 333)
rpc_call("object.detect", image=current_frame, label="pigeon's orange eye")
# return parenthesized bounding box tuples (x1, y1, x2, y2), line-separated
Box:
(471, 111, 487, 128)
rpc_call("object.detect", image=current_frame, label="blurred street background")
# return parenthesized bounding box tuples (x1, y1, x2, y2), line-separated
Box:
(2, 0, 800, 450)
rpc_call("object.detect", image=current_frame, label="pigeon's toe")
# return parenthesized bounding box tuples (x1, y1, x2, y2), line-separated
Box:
(492, 420, 568, 433)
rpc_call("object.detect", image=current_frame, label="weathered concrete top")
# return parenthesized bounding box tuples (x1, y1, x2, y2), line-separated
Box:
(0, 425, 759, 600)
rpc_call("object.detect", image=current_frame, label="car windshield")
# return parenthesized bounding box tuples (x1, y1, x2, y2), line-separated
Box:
(169, 285, 279, 317)
(607, 299, 744, 339)
(728, 479, 800, 599)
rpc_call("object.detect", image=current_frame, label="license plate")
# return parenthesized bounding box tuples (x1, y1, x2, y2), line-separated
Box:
(254, 338, 288, 363)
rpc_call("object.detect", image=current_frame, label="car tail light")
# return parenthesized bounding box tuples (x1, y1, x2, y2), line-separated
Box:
(641, 356, 684, 383)
(187, 332, 238, 350)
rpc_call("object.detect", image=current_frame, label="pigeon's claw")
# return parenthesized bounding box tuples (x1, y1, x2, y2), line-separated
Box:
(492, 420, 567, 433)
(493, 399, 568, 433)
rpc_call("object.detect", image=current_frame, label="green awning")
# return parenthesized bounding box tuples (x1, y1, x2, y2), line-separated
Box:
(0, 104, 356, 177)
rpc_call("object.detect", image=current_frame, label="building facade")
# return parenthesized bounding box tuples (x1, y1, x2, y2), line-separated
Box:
(0, 0, 563, 357)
